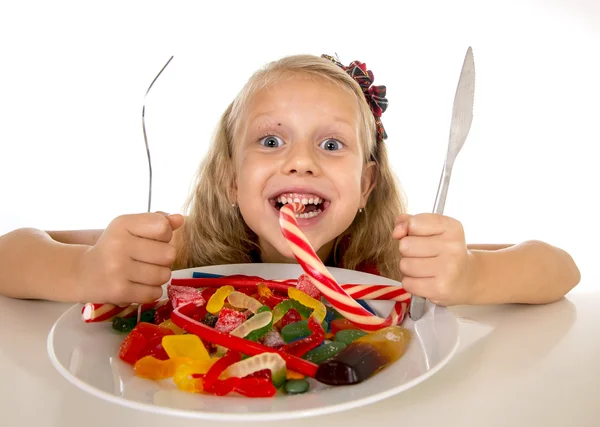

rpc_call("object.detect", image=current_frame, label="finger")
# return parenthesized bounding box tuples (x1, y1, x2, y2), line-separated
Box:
(398, 235, 444, 258)
(394, 213, 412, 227)
(406, 213, 454, 237)
(399, 257, 438, 278)
(127, 259, 172, 286)
(128, 237, 177, 266)
(166, 213, 185, 231)
(119, 213, 175, 242)
(392, 214, 412, 240)
(401, 276, 436, 299)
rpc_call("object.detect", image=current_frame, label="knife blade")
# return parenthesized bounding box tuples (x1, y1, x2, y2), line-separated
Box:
(408, 46, 476, 321)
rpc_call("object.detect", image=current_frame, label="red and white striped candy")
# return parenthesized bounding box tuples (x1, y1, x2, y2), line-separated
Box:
(279, 203, 409, 331)
(81, 299, 168, 323)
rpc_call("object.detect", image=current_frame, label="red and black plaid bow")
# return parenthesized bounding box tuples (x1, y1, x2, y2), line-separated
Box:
(322, 54, 388, 142)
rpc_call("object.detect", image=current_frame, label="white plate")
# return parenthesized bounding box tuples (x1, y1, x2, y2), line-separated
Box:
(48, 264, 459, 421)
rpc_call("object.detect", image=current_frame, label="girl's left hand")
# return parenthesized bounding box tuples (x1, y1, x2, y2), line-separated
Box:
(392, 213, 477, 306)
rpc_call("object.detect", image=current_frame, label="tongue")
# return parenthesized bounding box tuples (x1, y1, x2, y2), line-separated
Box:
(303, 204, 318, 213)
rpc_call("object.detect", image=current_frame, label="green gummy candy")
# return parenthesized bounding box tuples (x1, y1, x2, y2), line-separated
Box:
(245, 305, 272, 341)
(140, 309, 156, 324)
(112, 316, 136, 333)
(281, 320, 311, 343)
(334, 329, 368, 345)
(284, 379, 310, 395)
(302, 341, 346, 364)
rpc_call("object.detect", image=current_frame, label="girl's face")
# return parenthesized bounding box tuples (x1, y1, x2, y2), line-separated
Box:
(233, 74, 375, 263)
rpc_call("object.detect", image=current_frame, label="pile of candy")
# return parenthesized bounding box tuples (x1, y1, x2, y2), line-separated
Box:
(82, 203, 412, 398)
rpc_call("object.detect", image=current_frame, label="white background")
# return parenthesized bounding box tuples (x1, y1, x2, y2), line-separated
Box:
(0, 0, 597, 291)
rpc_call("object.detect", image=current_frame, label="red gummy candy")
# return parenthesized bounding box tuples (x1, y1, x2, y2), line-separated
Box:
(297, 274, 321, 299)
(277, 308, 302, 329)
(214, 308, 247, 333)
(154, 303, 174, 324)
(168, 285, 205, 309)
(118, 322, 174, 365)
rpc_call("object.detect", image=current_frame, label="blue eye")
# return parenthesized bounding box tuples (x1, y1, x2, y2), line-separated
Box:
(319, 139, 343, 151)
(259, 135, 284, 148)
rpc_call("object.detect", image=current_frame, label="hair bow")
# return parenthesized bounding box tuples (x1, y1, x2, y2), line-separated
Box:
(322, 54, 388, 142)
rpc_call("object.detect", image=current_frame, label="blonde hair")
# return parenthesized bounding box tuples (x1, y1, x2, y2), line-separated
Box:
(175, 54, 407, 280)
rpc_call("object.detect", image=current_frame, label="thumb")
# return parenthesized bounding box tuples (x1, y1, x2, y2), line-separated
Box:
(155, 211, 185, 231)
(166, 213, 185, 231)
(392, 213, 411, 240)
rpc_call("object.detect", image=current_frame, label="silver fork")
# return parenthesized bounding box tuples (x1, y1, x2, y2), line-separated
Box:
(136, 56, 174, 323)
(408, 47, 476, 321)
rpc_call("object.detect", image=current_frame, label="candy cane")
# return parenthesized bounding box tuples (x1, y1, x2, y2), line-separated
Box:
(81, 299, 167, 323)
(279, 203, 409, 331)
(171, 277, 410, 302)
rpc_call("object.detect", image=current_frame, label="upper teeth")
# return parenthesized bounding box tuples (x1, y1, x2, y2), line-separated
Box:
(277, 194, 323, 205)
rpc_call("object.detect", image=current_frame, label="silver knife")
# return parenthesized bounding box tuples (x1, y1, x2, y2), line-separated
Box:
(408, 46, 476, 321)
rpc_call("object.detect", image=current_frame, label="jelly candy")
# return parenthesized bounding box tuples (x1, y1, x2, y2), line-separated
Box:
(206, 285, 235, 314)
(118, 322, 174, 365)
(154, 302, 174, 324)
(203, 350, 242, 393)
(201, 312, 219, 328)
(284, 378, 310, 395)
(334, 329, 368, 346)
(276, 308, 302, 330)
(302, 341, 346, 364)
(168, 285, 205, 309)
(296, 274, 321, 299)
(315, 326, 411, 385)
(260, 328, 286, 348)
(281, 320, 311, 343)
(162, 334, 210, 360)
(174, 359, 216, 392)
(230, 311, 272, 339)
(134, 355, 188, 380)
(288, 287, 326, 324)
(244, 306, 273, 341)
(272, 299, 312, 324)
(112, 316, 136, 333)
(158, 319, 186, 335)
(227, 291, 262, 314)
(280, 316, 325, 357)
(214, 307, 247, 333)
(330, 318, 360, 334)
(221, 352, 287, 388)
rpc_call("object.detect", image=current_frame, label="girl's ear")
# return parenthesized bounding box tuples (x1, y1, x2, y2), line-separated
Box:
(360, 161, 377, 206)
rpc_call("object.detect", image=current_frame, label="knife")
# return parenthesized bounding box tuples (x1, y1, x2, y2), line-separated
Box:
(408, 46, 476, 321)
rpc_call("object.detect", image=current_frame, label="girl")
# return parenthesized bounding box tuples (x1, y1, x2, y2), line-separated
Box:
(0, 54, 580, 307)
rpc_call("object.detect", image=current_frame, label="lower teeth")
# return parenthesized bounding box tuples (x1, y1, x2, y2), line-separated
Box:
(295, 209, 322, 219)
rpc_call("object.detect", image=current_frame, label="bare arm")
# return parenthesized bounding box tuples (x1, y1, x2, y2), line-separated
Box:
(0, 215, 185, 303)
(0, 228, 95, 301)
(467, 240, 581, 305)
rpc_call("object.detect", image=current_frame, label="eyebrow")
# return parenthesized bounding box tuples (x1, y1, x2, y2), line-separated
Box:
(249, 113, 356, 130)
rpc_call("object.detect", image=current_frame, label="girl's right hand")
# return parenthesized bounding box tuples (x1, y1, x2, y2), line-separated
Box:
(75, 212, 184, 304)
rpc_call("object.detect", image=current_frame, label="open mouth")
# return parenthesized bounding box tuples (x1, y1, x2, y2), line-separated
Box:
(269, 192, 330, 219)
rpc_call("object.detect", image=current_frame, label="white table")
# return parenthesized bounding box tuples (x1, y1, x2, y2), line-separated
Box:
(1, 289, 598, 426)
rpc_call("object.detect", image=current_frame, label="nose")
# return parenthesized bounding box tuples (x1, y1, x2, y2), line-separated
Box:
(281, 141, 322, 176)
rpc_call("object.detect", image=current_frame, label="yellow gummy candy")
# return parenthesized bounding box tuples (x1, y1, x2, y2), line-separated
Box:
(159, 319, 187, 335)
(206, 285, 235, 314)
(162, 334, 210, 361)
(288, 287, 326, 324)
(134, 356, 191, 380)
(173, 358, 218, 393)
